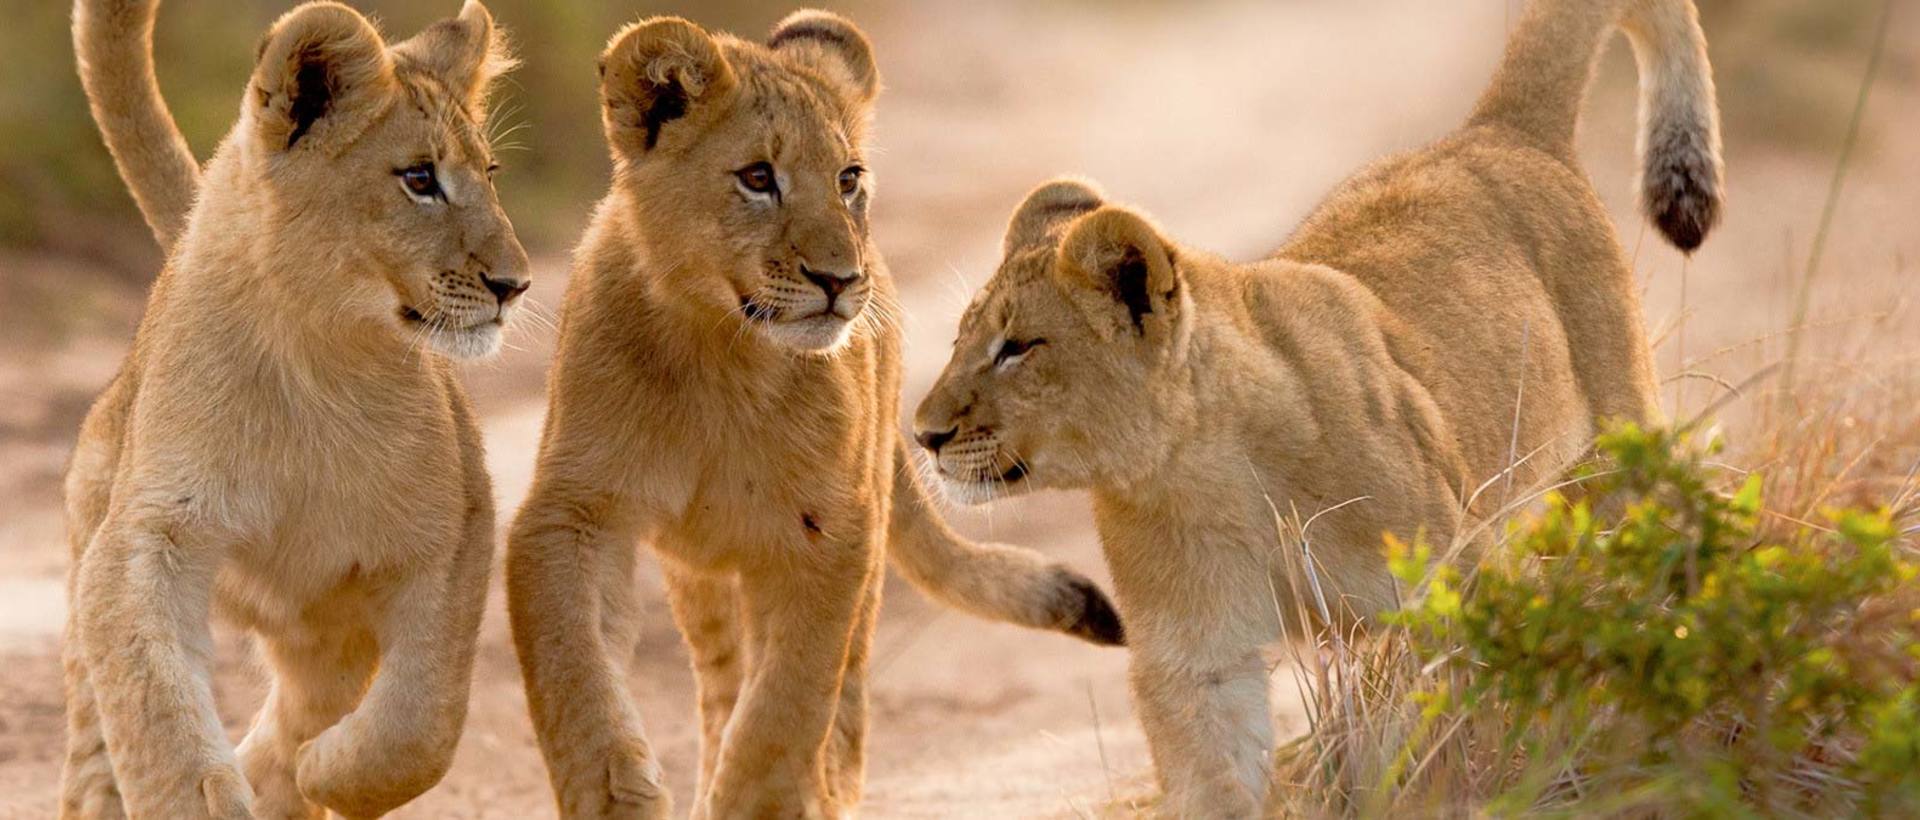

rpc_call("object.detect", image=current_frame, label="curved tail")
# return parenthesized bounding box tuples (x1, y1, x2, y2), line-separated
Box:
(888, 437, 1125, 646)
(73, 0, 202, 251)
(1468, 0, 1723, 252)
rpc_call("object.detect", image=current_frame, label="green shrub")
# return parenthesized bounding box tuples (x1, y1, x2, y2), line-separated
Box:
(1386, 424, 1920, 816)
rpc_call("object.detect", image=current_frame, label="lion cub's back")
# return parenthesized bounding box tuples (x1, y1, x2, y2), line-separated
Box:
(1274, 131, 1631, 488)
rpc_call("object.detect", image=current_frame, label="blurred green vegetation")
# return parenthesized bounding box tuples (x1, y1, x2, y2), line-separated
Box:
(0, 0, 1900, 274)
(0, 0, 870, 272)
(1696, 0, 1909, 152)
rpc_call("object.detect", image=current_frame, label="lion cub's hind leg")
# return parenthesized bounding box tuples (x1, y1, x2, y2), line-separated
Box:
(59, 609, 123, 820)
(59, 384, 131, 820)
(824, 570, 881, 807)
(662, 565, 745, 805)
(236, 627, 377, 820)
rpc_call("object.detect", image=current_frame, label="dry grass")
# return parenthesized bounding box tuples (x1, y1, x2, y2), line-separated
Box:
(1250, 8, 1918, 815)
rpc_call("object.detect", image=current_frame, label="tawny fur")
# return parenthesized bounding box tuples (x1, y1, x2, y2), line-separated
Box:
(504, 11, 1123, 820)
(913, 0, 1722, 816)
(62, 1, 526, 817)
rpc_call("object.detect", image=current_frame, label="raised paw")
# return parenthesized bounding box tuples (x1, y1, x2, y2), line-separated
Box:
(295, 720, 452, 819)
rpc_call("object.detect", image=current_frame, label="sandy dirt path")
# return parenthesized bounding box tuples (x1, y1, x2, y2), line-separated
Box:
(5, 2, 1916, 817)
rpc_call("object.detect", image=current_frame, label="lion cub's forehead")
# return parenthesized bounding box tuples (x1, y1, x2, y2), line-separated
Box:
(959, 249, 1056, 337)
(390, 63, 492, 167)
(722, 42, 866, 162)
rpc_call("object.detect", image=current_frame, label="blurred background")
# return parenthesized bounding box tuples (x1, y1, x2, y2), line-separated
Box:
(1, 1, 1914, 816)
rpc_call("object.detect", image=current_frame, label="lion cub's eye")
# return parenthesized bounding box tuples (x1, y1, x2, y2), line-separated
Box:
(736, 162, 778, 197)
(838, 166, 864, 196)
(396, 163, 441, 200)
(994, 337, 1045, 370)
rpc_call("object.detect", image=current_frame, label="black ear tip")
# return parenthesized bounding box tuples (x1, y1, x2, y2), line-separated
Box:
(1058, 571, 1127, 647)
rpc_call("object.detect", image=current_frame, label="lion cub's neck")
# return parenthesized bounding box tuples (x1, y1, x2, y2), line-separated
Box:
(1092, 259, 1389, 508)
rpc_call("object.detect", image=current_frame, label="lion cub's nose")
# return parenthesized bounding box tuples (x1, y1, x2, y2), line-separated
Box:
(915, 426, 957, 454)
(481, 272, 530, 306)
(800, 265, 861, 301)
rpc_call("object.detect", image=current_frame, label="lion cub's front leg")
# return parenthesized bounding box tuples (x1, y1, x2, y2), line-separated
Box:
(1108, 541, 1278, 819)
(508, 498, 671, 820)
(292, 514, 491, 818)
(235, 628, 377, 820)
(698, 539, 881, 820)
(75, 517, 253, 819)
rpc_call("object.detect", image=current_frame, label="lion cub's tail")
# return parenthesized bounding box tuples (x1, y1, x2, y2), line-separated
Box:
(73, 0, 202, 251)
(1468, 0, 1723, 252)
(887, 438, 1125, 647)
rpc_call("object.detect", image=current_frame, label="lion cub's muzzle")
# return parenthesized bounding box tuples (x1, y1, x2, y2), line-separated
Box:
(399, 267, 531, 360)
(913, 425, 1032, 504)
(739, 263, 872, 352)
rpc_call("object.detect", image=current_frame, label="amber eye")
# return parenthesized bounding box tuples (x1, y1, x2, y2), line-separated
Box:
(397, 163, 440, 199)
(736, 162, 778, 195)
(838, 165, 864, 196)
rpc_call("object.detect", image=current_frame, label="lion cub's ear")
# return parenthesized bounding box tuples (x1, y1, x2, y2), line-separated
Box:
(251, 2, 394, 153)
(768, 10, 879, 104)
(1004, 178, 1106, 256)
(599, 17, 737, 158)
(392, 0, 517, 120)
(1057, 207, 1183, 341)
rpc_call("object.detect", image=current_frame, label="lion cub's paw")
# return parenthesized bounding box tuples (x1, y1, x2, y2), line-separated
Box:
(295, 722, 447, 819)
(198, 766, 255, 820)
(572, 743, 671, 819)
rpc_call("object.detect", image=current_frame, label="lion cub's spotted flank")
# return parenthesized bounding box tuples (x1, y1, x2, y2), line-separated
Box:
(63, 0, 526, 816)
(916, 0, 1722, 814)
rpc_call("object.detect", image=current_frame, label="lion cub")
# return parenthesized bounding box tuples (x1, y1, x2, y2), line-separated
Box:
(915, 0, 1723, 815)
(505, 10, 1122, 819)
(63, 1, 525, 817)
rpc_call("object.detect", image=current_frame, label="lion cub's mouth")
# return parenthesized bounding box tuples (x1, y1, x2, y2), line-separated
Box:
(398, 305, 503, 331)
(934, 456, 1034, 506)
(396, 304, 505, 360)
(739, 295, 779, 321)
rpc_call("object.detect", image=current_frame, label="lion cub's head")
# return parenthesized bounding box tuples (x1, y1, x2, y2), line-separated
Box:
(234, 0, 528, 359)
(914, 179, 1195, 504)
(596, 11, 881, 353)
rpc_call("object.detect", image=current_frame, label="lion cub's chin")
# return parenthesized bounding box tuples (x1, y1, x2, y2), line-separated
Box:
(759, 314, 857, 354)
(418, 320, 505, 361)
(937, 472, 1036, 507)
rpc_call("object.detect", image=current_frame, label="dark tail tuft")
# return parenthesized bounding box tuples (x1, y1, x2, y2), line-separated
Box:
(1055, 569, 1126, 647)
(1642, 120, 1722, 253)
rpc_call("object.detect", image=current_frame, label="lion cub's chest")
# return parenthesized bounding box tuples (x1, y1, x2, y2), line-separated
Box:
(652, 351, 888, 570)
(212, 377, 470, 627)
